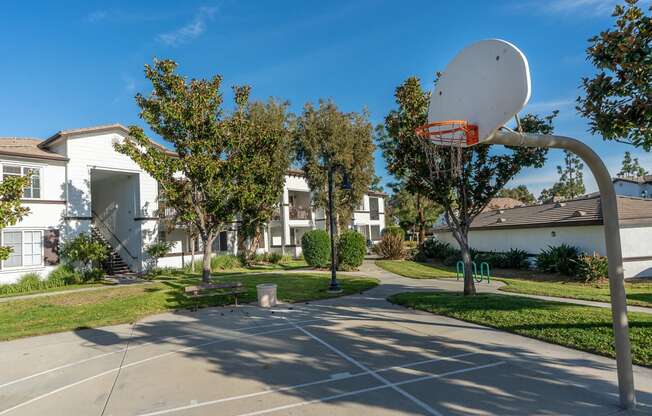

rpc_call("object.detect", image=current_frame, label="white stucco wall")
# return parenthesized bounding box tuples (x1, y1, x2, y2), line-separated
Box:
(614, 180, 652, 198)
(435, 224, 652, 278)
(0, 156, 67, 283)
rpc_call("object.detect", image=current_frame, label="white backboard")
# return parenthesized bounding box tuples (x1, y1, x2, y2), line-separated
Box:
(427, 39, 531, 146)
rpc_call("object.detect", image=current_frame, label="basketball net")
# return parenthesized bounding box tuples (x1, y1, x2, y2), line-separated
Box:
(415, 120, 477, 178)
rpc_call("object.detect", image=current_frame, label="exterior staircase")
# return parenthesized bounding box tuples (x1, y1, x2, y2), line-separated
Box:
(90, 226, 132, 276)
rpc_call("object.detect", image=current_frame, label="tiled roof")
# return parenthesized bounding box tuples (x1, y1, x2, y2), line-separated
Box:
(613, 175, 652, 184)
(0, 137, 68, 161)
(483, 197, 525, 211)
(434, 195, 652, 231)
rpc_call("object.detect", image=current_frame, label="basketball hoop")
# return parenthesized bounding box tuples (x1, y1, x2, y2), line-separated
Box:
(415, 120, 479, 147)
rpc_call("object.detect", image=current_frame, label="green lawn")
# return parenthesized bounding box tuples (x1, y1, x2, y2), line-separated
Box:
(376, 260, 652, 308)
(375, 260, 457, 279)
(0, 270, 377, 341)
(389, 292, 652, 367)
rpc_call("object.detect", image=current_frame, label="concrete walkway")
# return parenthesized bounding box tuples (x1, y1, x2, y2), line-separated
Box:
(1, 260, 651, 414)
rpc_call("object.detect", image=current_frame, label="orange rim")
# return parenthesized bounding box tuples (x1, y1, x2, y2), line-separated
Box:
(415, 120, 479, 146)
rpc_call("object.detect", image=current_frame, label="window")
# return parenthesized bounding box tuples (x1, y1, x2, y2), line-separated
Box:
(2, 165, 41, 198)
(369, 197, 379, 220)
(1, 230, 43, 268)
(370, 225, 381, 241)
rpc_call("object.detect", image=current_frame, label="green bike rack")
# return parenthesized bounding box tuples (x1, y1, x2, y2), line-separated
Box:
(457, 260, 491, 283)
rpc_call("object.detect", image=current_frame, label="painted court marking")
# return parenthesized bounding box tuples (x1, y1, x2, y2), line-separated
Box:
(231, 361, 507, 416)
(135, 351, 480, 416)
(288, 320, 444, 416)
(0, 315, 319, 390)
(0, 320, 321, 416)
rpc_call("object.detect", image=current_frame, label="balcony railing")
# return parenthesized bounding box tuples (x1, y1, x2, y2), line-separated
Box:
(370, 210, 380, 221)
(289, 206, 312, 220)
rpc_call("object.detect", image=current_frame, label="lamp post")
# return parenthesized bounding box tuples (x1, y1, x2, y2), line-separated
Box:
(326, 164, 351, 293)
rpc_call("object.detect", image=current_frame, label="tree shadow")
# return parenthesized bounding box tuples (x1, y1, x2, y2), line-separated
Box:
(60, 282, 652, 415)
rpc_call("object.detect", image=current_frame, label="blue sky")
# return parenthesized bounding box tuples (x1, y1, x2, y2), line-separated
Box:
(1, 0, 650, 196)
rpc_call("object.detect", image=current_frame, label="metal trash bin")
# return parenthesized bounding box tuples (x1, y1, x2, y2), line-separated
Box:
(256, 283, 278, 308)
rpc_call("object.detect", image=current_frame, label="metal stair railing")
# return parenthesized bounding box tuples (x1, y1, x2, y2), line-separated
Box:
(91, 211, 138, 273)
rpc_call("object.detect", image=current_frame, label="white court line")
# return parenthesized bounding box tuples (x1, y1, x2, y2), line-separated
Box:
(289, 320, 444, 416)
(136, 352, 479, 416)
(0, 320, 320, 416)
(234, 361, 507, 416)
(0, 315, 314, 390)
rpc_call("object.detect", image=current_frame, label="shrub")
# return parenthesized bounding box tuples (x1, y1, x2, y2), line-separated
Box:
(503, 248, 530, 269)
(145, 241, 173, 259)
(268, 252, 289, 264)
(536, 244, 580, 276)
(417, 239, 457, 261)
(374, 233, 407, 260)
(337, 230, 366, 270)
(576, 252, 609, 283)
(60, 233, 109, 275)
(47, 264, 81, 285)
(382, 226, 405, 239)
(211, 254, 242, 271)
(443, 253, 460, 266)
(18, 273, 41, 287)
(301, 229, 331, 268)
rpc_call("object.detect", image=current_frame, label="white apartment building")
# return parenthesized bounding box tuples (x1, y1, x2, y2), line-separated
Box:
(0, 124, 385, 283)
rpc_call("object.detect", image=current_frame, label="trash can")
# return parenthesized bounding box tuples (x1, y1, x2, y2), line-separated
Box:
(256, 283, 278, 308)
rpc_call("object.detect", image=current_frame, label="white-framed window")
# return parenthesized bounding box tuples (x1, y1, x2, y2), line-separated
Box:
(1, 165, 41, 199)
(1, 230, 43, 269)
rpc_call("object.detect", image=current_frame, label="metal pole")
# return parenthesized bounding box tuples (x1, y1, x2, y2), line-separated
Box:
(488, 130, 636, 409)
(327, 166, 341, 292)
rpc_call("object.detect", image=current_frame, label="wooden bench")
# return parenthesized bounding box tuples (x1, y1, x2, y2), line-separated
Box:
(184, 282, 246, 310)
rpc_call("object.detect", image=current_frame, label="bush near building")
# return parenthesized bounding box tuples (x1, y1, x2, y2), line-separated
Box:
(337, 230, 366, 270)
(374, 232, 407, 260)
(301, 229, 331, 268)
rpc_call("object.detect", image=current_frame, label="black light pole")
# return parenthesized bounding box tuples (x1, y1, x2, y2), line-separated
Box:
(327, 165, 341, 293)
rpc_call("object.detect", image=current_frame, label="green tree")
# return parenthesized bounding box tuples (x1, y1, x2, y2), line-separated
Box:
(235, 98, 293, 264)
(577, 0, 652, 150)
(294, 100, 375, 233)
(382, 77, 552, 295)
(376, 79, 438, 244)
(0, 175, 30, 260)
(387, 183, 443, 239)
(115, 59, 257, 283)
(497, 185, 536, 205)
(617, 151, 648, 177)
(539, 150, 586, 202)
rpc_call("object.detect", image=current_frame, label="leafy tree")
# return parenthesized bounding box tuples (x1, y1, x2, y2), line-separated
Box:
(115, 59, 255, 283)
(235, 98, 293, 264)
(617, 151, 648, 177)
(376, 82, 440, 244)
(294, 100, 375, 234)
(369, 174, 384, 193)
(497, 185, 536, 205)
(0, 175, 30, 261)
(387, 183, 442, 239)
(577, 0, 652, 150)
(539, 150, 586, 202)
(381, 77, 553, 295)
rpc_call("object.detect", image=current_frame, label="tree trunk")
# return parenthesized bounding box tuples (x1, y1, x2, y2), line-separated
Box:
(201, 234, 214, 284)
(190, 237, 196, 272)
(416, 194, 426, 244)
(453, 229, 476, 296)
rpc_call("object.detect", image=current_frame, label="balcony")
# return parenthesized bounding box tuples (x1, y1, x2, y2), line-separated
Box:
(289, 206, 312, 221)
(370, 210, 380, 221)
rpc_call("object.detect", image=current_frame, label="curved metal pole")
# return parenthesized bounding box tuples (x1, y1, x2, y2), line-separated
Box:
(487, 130, 636, 410)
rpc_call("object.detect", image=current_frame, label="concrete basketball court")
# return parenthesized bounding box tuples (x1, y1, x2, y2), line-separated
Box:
(2, 281, 652, 415)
